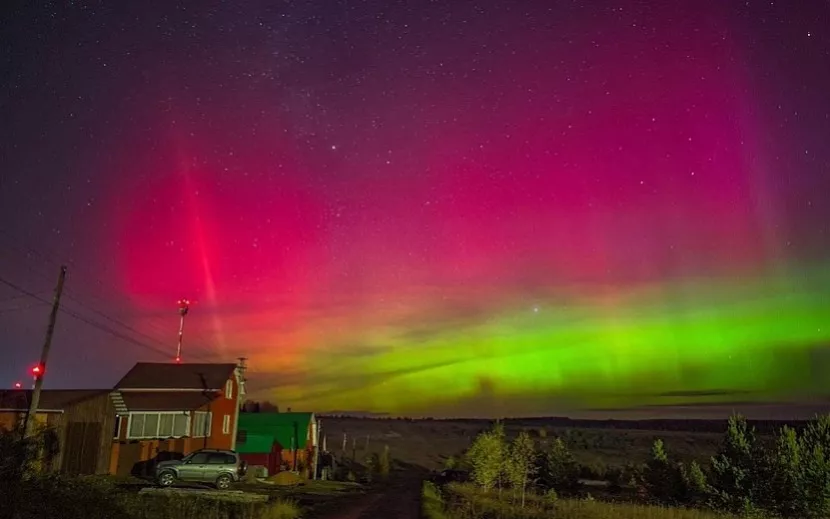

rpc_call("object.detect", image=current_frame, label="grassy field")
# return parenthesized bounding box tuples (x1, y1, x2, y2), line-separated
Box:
(428, 482, 740, 519)
(319, 416, 732, 473)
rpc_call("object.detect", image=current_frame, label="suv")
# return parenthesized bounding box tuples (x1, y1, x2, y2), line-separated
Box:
(155, 449, 247, 490)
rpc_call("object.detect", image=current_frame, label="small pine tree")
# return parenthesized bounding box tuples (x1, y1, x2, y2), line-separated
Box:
(685, 460, 709, 505)
(708, 414, 759, 514)
(764, 425, 804, 517)
(538, 437, 579, 493)
(778, 414, 830, 518)
(643, 439, 687, 505)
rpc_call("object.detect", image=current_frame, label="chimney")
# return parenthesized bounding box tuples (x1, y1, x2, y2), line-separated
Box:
(236, 357, 248, 397)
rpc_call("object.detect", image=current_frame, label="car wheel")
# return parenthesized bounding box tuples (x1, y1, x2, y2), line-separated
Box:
(158, 470, 176, 487)
(215, 474, 232, 490)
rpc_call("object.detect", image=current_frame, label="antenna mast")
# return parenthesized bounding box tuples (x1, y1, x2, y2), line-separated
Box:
(175, 298, 190, 363)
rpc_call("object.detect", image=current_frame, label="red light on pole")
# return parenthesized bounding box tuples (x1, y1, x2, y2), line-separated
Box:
(13, 382, 22, 389)
(31, 364, 44, 377)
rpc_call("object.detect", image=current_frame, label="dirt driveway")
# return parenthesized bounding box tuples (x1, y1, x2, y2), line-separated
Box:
(312, 473, 425, 519)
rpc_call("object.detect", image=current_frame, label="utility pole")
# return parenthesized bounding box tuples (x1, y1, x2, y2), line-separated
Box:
(312, 418, 321, 480)
(23, 265, 67, 439)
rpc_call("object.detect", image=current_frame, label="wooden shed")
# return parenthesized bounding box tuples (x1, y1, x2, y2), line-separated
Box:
(237, 412, 317, 474)
(237, 432, 282, 476)
(0, 389, 116, 475)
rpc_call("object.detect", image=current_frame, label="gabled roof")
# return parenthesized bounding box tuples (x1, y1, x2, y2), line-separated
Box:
(0, 389, 109, 412)
(115, 363, 237, 390)
(238, 412, 315, 450)
(237, 433, 278, 454)
(120, 391, 218, 411)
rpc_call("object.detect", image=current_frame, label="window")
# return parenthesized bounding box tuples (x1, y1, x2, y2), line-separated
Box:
(172, 415, 188, 437)
(126, 412, 190, 439)
(144, 413, 159, 437)
(225, 380, 233, 399)
(128, 414, 145, 438)
(159, 414, 173, 436)
(113, 416, 122, 439)
(192, 411, 212, 437)
(222, 414, 231, 434)
(188, 452, 209, 464)
(207, 453, 234, 465)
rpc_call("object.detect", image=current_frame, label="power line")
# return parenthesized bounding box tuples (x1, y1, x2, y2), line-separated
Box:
(0, 274, 211, 361)
(0, 230, 216, 350)
(0, 300, 48, 314)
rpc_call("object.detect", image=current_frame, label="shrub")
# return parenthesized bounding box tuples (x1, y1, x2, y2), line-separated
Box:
(259, 499, 302, 519)
(466, 422, 507, 492)
(538, 437, 579, 494)
(445, 482, 556, 519)
(422, 481, 448, 519)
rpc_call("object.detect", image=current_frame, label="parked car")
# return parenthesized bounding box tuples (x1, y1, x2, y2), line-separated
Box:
(155, 449, 247, 490)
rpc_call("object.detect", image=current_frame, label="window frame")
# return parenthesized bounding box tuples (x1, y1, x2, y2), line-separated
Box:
(192, 411, 212, 438)
(222, 414, 231, 435)
(225, 379, 233, 399)
(126, 412, 191, 440)
(113, 415, 122, 439)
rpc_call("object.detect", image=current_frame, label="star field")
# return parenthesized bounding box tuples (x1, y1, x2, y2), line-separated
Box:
(1, 0, 829, 417)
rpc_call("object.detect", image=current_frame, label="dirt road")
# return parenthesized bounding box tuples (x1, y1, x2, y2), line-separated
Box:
(312, 473, 425, 519)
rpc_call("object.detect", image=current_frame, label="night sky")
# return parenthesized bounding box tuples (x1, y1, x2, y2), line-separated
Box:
(1, 1, 829, 418)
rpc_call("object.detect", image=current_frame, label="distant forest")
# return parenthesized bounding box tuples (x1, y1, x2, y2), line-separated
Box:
(241, 400, 813, 434)
(316, 414, 812, 435)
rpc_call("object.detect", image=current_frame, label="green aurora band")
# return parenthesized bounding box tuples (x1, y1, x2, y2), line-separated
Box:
(280, 263, 830, 415)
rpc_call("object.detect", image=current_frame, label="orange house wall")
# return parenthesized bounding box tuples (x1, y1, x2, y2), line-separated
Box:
(197, 379, 239, 450)
(109, 374, 240, 474)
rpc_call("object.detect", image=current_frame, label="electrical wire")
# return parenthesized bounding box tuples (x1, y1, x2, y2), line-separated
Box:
(0, 229, 216, 354)
(0, 275, 212, 361)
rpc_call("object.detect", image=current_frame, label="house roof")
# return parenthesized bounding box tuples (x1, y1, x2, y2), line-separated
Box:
(120, 391, 218, 411)
(237, 433, 278, 454)
(115, 362, 237, 390)
(0, 389, 109, 412)
(238, 412, 315, 450)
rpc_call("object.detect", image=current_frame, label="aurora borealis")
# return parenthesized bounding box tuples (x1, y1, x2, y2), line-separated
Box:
(1, 1, 829, 417)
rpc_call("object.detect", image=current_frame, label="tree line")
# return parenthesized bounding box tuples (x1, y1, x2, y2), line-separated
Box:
(459, 414, 830, 518)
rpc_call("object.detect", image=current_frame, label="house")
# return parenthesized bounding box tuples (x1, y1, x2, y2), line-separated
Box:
(0, 389, 116, 475)
(109, 362, 245, 476)
(236, 412, 317, 476)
